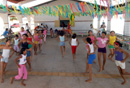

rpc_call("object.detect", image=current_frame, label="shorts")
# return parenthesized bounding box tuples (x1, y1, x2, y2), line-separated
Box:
(14, 45, 20, 52)
(28, 44, 32, 48)
(39, 39, 43, 44)
(27, 51, 31, 57)
(115, 60, 125, 69)
(71, 46, 77, 54)
(98, 47, 106, 53)
(88, 54, 96, 64)
(108, 45, 115, 49)
(60, 42, 65, 46)
(1, 57, 9, 63)
(34, 41, 38, 44)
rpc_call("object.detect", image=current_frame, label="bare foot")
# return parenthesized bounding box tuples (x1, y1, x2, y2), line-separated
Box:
(121, 81, 127, 85)
(93, 61, 96, 64)
(21, 82, 26, 86)
(64, 52, 66, 55)
(99, 68, 102, 72)
(85, 79, 92, 83)
(10, 77, 14, 84)
(1, 79, 4, 83)
(102, 67, 105, 71)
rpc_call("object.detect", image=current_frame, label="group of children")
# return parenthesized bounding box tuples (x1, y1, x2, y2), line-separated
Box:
(0, 27, 130, 86)
(57, 30, 130, 85)
(0, 27, 47, 86)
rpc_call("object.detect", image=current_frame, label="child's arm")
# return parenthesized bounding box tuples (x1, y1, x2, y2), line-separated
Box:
(121, 49, 129, 63)
(56, 36, 60, 42)
(94, 44, 98, 53)
(65, 36, 68, 41)
(15, 56, 22, 68)
(77, 39, 79, 47)
(18, 40, 22, 49)
(83, 37, 87, 43)
(87, 45, 90, 55)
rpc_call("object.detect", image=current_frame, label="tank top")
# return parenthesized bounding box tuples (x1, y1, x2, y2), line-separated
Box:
(86, 44, 94, 53)
(115, 50, 123, 61)
(2, 49, 10, 58)
(59, 36, 65, 42)
(22, 42, 28, 49)
(14, 38, 19, 45)
(109, 36, 116, 45)
(89, 36, 95, 44)
(19, 54, 27, 65)
(34, 35, 39, 41)
(71, 38, 77, 46)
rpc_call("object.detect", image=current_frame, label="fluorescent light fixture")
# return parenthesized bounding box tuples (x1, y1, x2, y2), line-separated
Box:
(21, 0, 52, 8)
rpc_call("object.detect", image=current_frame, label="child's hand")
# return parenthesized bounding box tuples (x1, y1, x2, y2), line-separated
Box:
(121, 60, 125, 63)
(17, 65, 20, 68)
(9, 56, 12, 59)
(0, 55, 3, 59)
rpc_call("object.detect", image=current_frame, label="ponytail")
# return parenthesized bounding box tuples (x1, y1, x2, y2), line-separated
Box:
(86, 37, 92, 44)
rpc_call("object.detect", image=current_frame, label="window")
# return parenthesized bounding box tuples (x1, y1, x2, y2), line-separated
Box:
(111, 14, 124, 35)
(93, 16, 98, 29)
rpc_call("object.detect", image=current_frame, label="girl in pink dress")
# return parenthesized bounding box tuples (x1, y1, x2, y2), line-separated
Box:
(43, 28, 47, 43)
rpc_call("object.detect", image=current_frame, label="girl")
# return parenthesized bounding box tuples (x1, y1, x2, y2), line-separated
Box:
(114, 41, 130, 85)
(18, 34, 33, 72)
(27, 31, 33, 61)
(10, 48, 27, 86)
(43, 28, 47, 43)
(88, 30, 96, 44)
(33, 30, 40, 55)
(18, 27, 27, 39)
(39, 30, 43, 52)
(13, 34, 20, 55)
(0, 39, 15, 83)
(84, 38, 97, 82)
(57, 30, 68, 57)
(95, 32, 108, 72)
(108, 31, 118, 62)
(50, 28, 54, 38)
(69, 33, 79, 60)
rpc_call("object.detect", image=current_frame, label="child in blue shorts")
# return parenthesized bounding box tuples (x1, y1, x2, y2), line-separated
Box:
(84, 37, 97, 82)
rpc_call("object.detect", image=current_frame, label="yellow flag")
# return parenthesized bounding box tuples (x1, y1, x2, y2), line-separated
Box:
(12, 5, 17, 14)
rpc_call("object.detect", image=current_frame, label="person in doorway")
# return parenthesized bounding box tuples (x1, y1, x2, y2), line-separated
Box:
(114, 41, 130, 85)
(69, 33, 79, 60)
(57, 30, 68, 57)
(25, 23, 30, 31)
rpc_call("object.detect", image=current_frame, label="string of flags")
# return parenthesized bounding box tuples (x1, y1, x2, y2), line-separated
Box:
(0, 0, 129, 25)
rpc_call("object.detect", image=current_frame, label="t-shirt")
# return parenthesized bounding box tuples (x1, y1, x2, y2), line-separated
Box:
(97, 37, 108, 48)
(3, 31, 9, 36)
(14, 38, 19, 45)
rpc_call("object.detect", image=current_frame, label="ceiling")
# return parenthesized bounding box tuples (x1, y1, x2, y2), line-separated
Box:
(7, 0, 25, 4)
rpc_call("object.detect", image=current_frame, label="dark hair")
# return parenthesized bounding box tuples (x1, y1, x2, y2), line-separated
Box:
(72, 33, 77, 39)
(6, 39, 11, 42)
(21, 27, 24, 29)
(15, 34, 19, 38)
(60, 30, 64, 36)
(6, 28, 8, 31)
(86, 37, 92, 44)
(115, 41, 122, 47)
(90, 24, 93, 26)
(102, 32, 106, 35)
(88, 30, 93, 34)
(110, 31, 115, 33)
(20, 48, 26, 54)
(23, 34, 28, 37)
(101, 25, 103, 27)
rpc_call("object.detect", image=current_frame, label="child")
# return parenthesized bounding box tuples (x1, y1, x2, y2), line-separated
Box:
(43, 28, 47, 43)
(13, 35, 20, 55)
(18, 34, 33, 72)
(0, 39, 15, 83)
(114, 41, 130, 85)
(84, 37, 97, 82)
(108, 31, 118, 62)
(57, 30, 67, 57)
(88, 30, 96, 44)
(39, 30, 43, 51)
(33, 30, 39, 55)
(95, 32, 108, 72)
(50, 28, 54, 38)
(27, 31, 33, 61)
(69, 33, 79, 60)
(10, 48, 27, 86)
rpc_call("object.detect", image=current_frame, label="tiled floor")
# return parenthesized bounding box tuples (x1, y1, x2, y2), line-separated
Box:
(0, 37, 130, 88)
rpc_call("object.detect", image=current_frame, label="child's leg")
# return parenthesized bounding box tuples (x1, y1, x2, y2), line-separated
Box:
(44, 35, 46, 43)
(63, 46, 66, 54)
(21, 79, 26, 86)
(27, 57, 31, 72)
(102, 53, 106, 70)
(3, 63, 7, 73)
(30, 48, 33, 61)
(98, 52, 102, 72)
(21, 65, 27, 86)
(86, 64, 92, 82)
(1, 62, 4, 83)
(85, 54, 89, 73)
(60, 46, 63, 57)
(122, 69, 130, 75)
(108, 49, 114, 61)
(117, 67, 127, 85)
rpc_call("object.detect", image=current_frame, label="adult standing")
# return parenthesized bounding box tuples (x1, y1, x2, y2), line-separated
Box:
(2, 28, 9, 38)
(18, 27, 27, 39)
(25, 23, 30, 31)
